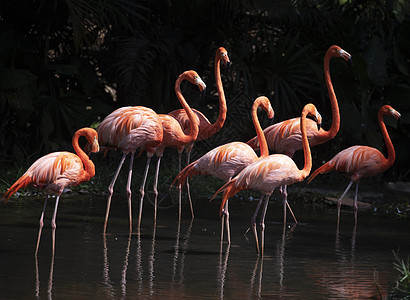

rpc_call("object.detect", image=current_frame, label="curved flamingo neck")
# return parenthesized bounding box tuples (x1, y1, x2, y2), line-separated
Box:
(72, 129, 95, 180)
(252, 99, 269, 158)
(323, 51, 340, 140)
(175, 75, 199, 143)
(206, 53, 227, 137)
(300, 109, 312, 178)
(378, 110, 395, 167)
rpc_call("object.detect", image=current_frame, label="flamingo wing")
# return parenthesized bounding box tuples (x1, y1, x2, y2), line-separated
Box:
(98, 106, 162, 154)
(3, 152, 85, 200)
(248, 117, 324, 156)
(171, 142, 257, 187)
(158, 114, 188, 150)
(234, 155, 300, 193)
(194, 142, 258, 181)
(168, 108, 209, 140)
(309, 145, 387, 182)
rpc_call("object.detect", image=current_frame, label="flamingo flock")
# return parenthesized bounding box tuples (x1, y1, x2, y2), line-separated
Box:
(2, 45, 401, 256)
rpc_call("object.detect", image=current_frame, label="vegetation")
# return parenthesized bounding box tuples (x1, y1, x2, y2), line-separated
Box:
(1, 0, 410, 193)
(388, 250, 410, 299)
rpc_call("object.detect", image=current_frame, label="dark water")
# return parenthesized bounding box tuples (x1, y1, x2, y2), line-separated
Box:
(0, 192, 409, 299)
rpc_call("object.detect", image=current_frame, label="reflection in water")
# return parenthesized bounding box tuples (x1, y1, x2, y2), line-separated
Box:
(103, 229, 157, 299)
(34, 254, 55, 300)
(121, 233, 132, 298)
(172, 220, 193, 287)
(47, 255, 54, 300)
(134, 234, 143, 296)
(171, 221, 181, 285)
(335, 220, 357, 263)
(218, 243, 230, 300)
(249, 256, 263, 299)
(149, 226, 156, 296)
(308, 221, 388, 299)
(1, 196, 406, 299)
(277, 223, 297, 291)
(248, 223, 297, 299)
(102, 234, 115, 298)
(35, 256, 40, 299)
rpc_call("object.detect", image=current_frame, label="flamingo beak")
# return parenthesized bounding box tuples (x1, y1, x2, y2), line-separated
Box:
(201, 86, 207, 98)
(268, 107, 274, 119)
(223, 60, 231, 72)
(92, 137, 100, 153)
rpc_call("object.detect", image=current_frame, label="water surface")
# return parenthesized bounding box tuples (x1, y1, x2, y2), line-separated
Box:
(0, 193, 408, 299)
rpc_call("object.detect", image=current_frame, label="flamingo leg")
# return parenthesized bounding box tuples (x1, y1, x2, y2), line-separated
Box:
(259, 194, 271, 257)
(220, 199, 230, 244)
(103, 153, 127, 233)
(220, 177, 232, 244)
(35, 196, 48, 255)
(178, 153, 182, 223)
(337, 180, 354, 223)
(251, 195, 265, 255)
(280, 185, 298, 224)
(126, 153, 135, 232)
(152, 155, 162, 226)
(51, 195, 61, 256)
(137, 155, 152, 232)
(185, 150, 194, 220)
(354, 181, 359, 225)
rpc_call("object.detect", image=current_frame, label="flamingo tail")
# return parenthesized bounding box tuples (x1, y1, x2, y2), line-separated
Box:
(307, 162, 333, 184)
(3, 174, 32, 202)
(170, 161, 198, 189)
(210, 178, 242, 216)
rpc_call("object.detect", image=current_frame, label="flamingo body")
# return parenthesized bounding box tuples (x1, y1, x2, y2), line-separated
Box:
(5, 152, 92, 198)
(212, 104, 322, 255)
(247, 117, 328, 157)
(168, 47, 229, 153)
(308, 105, 400, 223)
(3, 127, 99, 254)
(310, 146, 389, 182)
(247, 45, 351, 156)
(98, 106, 162, 156)
(172, 96, 274, 244)
(218, 154, 306, 203)
(197, 142, 258, 181)
(152, 70, 206, 222)
(168, 108, 210, 142)
(98, 104, 163, 233)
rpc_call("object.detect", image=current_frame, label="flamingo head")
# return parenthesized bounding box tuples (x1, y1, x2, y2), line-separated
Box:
(329, 45, 352, 62)
(303, 103, 322, 131)
(218, 47, 231, 69)
(81, 128, 100, 154)
(256, 96, 274, 120)
(188, 70, 207, 97)
(380, 105, 401, 128)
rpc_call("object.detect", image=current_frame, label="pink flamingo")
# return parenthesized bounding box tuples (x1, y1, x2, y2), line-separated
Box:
(172, 96, 274, 244)
(308, 105, 401, 224)
(153, 70, 206, 223)
(212, 104, 322, 255)
(3, 128, 99, 255)
(247, 45, 351, 206)
(168, 47, 230, 215)
(98, 105, 163, 233)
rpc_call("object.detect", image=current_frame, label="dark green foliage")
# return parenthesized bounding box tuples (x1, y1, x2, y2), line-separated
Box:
(0, 0, 410, 184)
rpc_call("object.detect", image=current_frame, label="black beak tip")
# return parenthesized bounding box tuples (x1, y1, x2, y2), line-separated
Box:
(201, 88, 207, 98)
(397, 117, 402, 129)
(222, 61, 231, 72)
